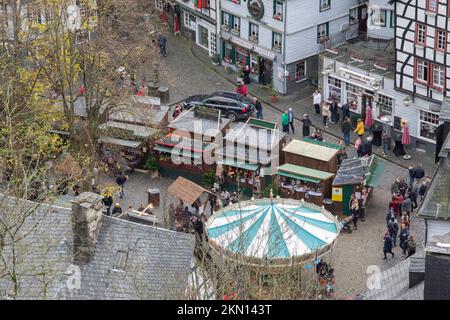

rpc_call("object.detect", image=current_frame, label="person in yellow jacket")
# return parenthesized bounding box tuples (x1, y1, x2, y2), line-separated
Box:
(354, 118, 365, 137)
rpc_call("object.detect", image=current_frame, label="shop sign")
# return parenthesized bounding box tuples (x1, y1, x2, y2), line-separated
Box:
(332, 187, 343, 202)
(230, 36, 253, 50)
(248, 0, 264, 20)
(253, 45, 277, 60)
(340, 68, 376, 87)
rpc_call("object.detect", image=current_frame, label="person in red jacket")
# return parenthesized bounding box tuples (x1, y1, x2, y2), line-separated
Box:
(236, 81, 248, 96)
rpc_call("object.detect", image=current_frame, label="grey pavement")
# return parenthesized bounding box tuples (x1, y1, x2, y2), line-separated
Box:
(130, 34, 428, 299)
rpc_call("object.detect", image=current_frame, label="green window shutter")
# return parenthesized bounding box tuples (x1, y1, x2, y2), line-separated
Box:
(230, 14, 234, 29)
(326, 22, 329, 36)
(231, 47, 236, 64)
(246, 55, 250, 66)
(272, 31, 274, 47)
(248, 22, 251, 37)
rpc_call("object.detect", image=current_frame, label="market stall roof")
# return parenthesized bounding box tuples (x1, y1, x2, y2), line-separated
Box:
(302, 137, 343, 150)
(332, 155, 381, 186)
(282, 139, 339, 162)
(154, 145, 203, 159)
(277, 164, 334, 183)
(223, 118, 286, 150)
(169, 106, 230, 137)
(167, 177, 213, 205)
(215, 146, 274, 165)
(98, 136, 142, 148)
(99, 121, 159, 138)
(206, 199, 339, 263)
(217, 159, 259, 171)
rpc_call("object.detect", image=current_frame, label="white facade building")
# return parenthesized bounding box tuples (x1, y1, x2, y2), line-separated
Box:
(367, 0, 395, 40)
(218, 0, 365, 94)
(394, 0, 449, 151)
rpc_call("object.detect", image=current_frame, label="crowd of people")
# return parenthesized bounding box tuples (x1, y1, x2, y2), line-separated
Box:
(383, 164, 428, 260)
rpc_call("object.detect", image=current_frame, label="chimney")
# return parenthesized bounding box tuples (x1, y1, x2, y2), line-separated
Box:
(424, 233, 450, 300)
(71, 192, 104, 265)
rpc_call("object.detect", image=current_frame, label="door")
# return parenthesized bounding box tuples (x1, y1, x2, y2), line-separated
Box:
(264, 59, 273, 84)
(361, 94, 373, 125)
(358, 5, 368, 33)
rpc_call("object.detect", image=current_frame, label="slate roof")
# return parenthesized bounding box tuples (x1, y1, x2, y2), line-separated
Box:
(418, 157, 450, 220)
(332, 156, 375, 186)
(440, 97, 450, 121)
(0, 195, 195, 300)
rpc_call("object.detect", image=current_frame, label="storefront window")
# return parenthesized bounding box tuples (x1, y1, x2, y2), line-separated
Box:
(346, 83, 360, 112)
(349, 8, 358, 25)
(198, 25, 209, 49)
(419, 110, 439, 141)
(224, 43, 234, 64)
(371, 8, 386, 27)
(328, 77, 341, 102)
(236, 48, 249, 68)
(376, 94, 393, 118)
(250, 54, 259, 75)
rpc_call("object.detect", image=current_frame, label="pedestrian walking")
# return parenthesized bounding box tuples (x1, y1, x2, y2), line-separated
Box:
(408, 164, 416, 189)
(236, 81, 248, 96)
(281, 111, 289, 133)
(386, 207, 394, 227)
(112, 203, 122, 216)
(391, 178, 400, 195)
(383, 232, 395, 259)
(341, 117, 352, 146)
(102, 192, 113, 216)
(350, 199, 359, 230)
(419, 180, 428, 202)
(341, 102, 350, 120)
(399, 226, 410, 255)
(301, 114, 311, 137)
(354, 118, 365, 138)
(321, 102, 331, 128)
(388, 217, 399, 247)
(288, 108, 295, 134)
(158, 34, 167, 57)
(405, 235, 416, 258)
(313, 89, 322, 115)
(252, 97, 263, 119)
(398, 178, 408, 197)
(172, 104, 182, 119)
(355, 137, 362, 157)
(115, 173, 127, 199)
(413, 164, 425, 185)
(242, 65, 251, 84)
(382, 131, 390, 156)
(409, 181, 419, 209)
(330, 100, 339, 123)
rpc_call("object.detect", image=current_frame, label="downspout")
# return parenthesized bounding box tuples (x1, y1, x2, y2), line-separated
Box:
(282, 0, 288, 95)
(217, 0, 222, 61)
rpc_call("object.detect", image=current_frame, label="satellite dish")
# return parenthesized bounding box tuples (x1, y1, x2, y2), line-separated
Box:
(67, 4, 81, 31)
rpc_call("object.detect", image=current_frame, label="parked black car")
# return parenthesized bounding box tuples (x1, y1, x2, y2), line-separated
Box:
(182, 91, 254, 121)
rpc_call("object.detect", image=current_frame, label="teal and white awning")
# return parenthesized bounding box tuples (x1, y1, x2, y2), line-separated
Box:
(206, 199, 339, 260)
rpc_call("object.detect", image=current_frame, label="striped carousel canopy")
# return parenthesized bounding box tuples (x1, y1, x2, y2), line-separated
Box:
(206, 199, 339, 261)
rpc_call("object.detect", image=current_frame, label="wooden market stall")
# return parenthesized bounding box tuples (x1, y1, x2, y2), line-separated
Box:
(282, 138, 341, 174)
(215, 118, 286, 197)
(331, 155, 384, 216)
(154, 106, 231, 184)
(275, 164, 335, 207)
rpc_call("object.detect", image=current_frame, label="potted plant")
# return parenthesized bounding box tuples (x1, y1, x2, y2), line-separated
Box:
(211, 54, 220, 66)
(269, 86, 279, 103)
(145, 155, 160, 179)
(202, 170, 216, 189)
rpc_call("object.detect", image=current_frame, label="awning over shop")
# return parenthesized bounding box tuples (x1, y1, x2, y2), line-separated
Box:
(366, 161, 384, 188)
(276, 171, 321, 184)
(218, 159, 259, 171)
(154, 145, 202, 159)
(277, 164, 334, 181)
(167, 177, 213, 205)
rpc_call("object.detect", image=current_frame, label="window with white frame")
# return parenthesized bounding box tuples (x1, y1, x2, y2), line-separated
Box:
(198, 25, 209, 49)
(432, 64, 445, 89)
(416, 24, 426, 46)
(376, 94, 393, 118)
(415, 59, 429, 84)
(155, 0, 164, 11)
(349, 8, 358, 25)
(320, 0, 330, 12)
(272, 32, 282, 52)
(184, 11, 195, 29)
(273, 1, 283, 21)
(371, 8, 386, 27)
(295, 60, 306, 82)
(249, 22, 259, 42)
(317, 22, 329, 42)
(328, 77, 341, 102)
(209, 32, 217, 56)
(232, 16, 240, 34)
(435, 29, 446, 51)
(419, 110, 439, 140)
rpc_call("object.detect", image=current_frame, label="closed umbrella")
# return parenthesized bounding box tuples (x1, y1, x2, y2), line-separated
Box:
(174, 14, 180, 35)
(401, 123, 411, 159)
(365, 105, 373, 128)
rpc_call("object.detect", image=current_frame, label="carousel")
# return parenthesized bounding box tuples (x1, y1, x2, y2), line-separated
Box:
(206, 195, 339, 271)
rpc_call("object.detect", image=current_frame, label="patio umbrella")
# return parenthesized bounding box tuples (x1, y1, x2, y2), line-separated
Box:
(365, 105, 373, 128)
(401, 122, 411, 158)
(174, 14, 180, 35)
